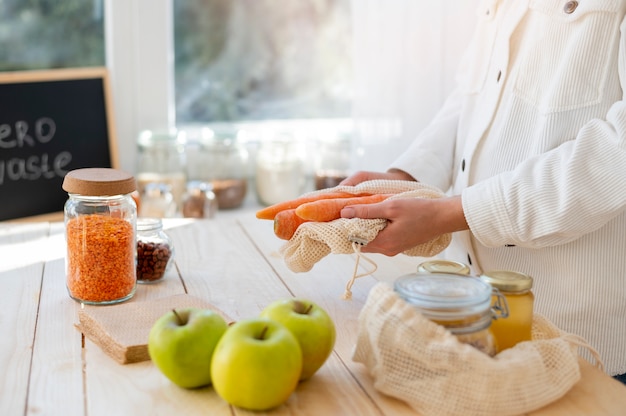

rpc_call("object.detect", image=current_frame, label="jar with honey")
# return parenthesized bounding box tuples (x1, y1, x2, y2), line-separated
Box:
(480, 270, 534, 352)
(394, 273, 508, 356)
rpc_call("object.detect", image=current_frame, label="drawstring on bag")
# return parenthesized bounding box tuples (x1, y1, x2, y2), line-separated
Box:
(343, 236, 378, 300)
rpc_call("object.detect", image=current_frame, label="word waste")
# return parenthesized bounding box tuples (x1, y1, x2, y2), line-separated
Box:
(0, 118, 72, 185)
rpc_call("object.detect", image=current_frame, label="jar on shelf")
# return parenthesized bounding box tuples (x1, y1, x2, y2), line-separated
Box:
(136, 129, 187, 213)
(255, 135, 306, 206)
(62, 168, 137, 305)
(417, 259, 471, 276)
(480, 270, 534, 352)
(136, 218, 174, 284)
(139, 182, 177, 218)
(182, 181, 218, 219)
(394, 273, 509, 356)
(314, 133, 351, 190)
(186, 127, 249, 209)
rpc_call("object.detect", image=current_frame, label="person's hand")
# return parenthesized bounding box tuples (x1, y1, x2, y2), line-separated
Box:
(340, 195, 468, 256)
(339, 169, 415, 186)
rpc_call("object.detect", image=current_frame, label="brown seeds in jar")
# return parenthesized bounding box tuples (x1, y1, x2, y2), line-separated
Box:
(136, 240, 172, 282)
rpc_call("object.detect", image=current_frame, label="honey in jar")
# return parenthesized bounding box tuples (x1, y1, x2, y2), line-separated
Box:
(480, 270, 534, 352)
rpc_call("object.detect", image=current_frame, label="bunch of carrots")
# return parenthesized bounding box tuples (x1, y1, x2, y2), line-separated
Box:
(256, 191, 391, 240)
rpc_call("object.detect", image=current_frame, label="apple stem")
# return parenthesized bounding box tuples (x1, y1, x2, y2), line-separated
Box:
(172, 309, 185, 326)
(293, 300, 313, 315)
(258, 325, 269, 340)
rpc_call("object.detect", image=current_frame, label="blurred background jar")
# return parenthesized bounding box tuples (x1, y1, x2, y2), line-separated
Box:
(182, 180, 218, 219)
(186, 127, 249, 209)
(136, 129, 187, 214)
(314, 132, 351, 190)
(139, 182, 177, 218)
(255, 133, 305, 206)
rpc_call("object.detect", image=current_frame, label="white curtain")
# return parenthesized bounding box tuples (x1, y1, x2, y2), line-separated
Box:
(350, 1, 479, 171)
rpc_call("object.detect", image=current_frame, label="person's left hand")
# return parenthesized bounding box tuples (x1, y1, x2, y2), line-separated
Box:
(340, 195, 468, 256)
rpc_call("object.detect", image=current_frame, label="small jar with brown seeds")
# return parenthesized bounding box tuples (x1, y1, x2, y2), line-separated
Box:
(136, 218, 174, 283)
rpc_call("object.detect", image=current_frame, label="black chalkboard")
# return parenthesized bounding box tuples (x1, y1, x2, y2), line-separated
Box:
(0, 67, 118, 221)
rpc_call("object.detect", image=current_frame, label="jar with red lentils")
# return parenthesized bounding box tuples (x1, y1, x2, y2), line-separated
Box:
(62, 168, 137, 305)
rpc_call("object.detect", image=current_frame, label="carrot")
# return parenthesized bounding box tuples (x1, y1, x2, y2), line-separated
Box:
(255, 191, 370, 220)
(295, 194, 392, 222)
(273, 209, 310, 240)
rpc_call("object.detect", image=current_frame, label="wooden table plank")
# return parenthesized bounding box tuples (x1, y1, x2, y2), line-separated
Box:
(28, 256, 84, 416)
(0, 223, 51, 416)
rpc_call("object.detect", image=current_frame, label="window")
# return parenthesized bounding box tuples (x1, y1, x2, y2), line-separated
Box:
(0, 0, 104, 71)
(173, 0, 353, 123)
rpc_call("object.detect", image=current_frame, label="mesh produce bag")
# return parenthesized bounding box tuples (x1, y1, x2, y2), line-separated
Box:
(353, 283, 603, 416)
(279, 180, 452, 297)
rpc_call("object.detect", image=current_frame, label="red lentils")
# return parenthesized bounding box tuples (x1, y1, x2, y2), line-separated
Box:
(66, 214, 136, 303)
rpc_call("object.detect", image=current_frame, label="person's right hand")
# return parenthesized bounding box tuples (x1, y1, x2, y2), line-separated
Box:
(339, 169, 416, 186)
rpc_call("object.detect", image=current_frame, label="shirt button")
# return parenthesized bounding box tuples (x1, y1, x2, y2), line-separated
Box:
(496, 70, 502, 82)
(461, 159, 466, 171)
(563, 1, 578, 14)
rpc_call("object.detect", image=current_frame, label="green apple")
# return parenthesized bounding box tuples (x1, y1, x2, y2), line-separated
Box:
(260, 298, 336, 380)
(210, 317, 302, 411)
(148, 308, 228, 389)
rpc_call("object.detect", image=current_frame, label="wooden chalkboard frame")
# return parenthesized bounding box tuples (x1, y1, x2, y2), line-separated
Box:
(0, 67, 118, 222)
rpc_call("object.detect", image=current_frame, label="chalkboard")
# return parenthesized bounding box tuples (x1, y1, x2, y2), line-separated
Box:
(0, 67, 118, 221)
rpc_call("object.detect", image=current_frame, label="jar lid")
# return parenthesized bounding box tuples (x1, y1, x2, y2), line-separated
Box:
(480, 270, 533, 292)
(394, 273, 493, 319)
(144, 182, 173, 197)
(62, 168, 136, 196)
(186, 180, 214, 194)
(417, 260, 470, 276)
(137, 129, 186, 147)
(137, 217, 163, 232)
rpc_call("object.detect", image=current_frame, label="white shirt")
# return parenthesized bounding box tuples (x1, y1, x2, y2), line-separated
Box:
(391, 0, 626, 375)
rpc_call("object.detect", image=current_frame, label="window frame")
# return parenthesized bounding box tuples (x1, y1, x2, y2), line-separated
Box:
(105, 0, 174, 173)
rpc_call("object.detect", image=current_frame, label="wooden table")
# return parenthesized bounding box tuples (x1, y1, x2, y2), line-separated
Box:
(2, 210, 625, 415)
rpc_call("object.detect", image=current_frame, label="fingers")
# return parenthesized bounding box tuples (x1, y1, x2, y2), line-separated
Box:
(340, 201, 385, 220)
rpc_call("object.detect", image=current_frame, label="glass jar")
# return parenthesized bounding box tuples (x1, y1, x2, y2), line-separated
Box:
(136, 218, 174, 284)
(314, 133, 351, 190)
(480, 270, 534, 352)
(135, 129, 187, 214)
(182, 181, 218, 219)
(62, 168, 137, 305)
(417, 259, 471, 276)
(186, 128, 249, 209)
(255, 136, 306, 206)
(394, 273, 508, 356)
(139, 182, 177, 218)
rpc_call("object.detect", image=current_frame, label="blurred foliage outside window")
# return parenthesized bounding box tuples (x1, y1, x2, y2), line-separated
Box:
(174, 0, 353, 123)
(0, 0, 105, 71)
(0, 0, 353, 124)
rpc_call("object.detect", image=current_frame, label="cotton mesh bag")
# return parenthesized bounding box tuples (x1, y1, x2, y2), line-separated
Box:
(279, 180, 452, 296)
(353, 282, 604, 416)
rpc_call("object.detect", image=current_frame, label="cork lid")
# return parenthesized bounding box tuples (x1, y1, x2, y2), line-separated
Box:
(62, 168, 136, 196)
